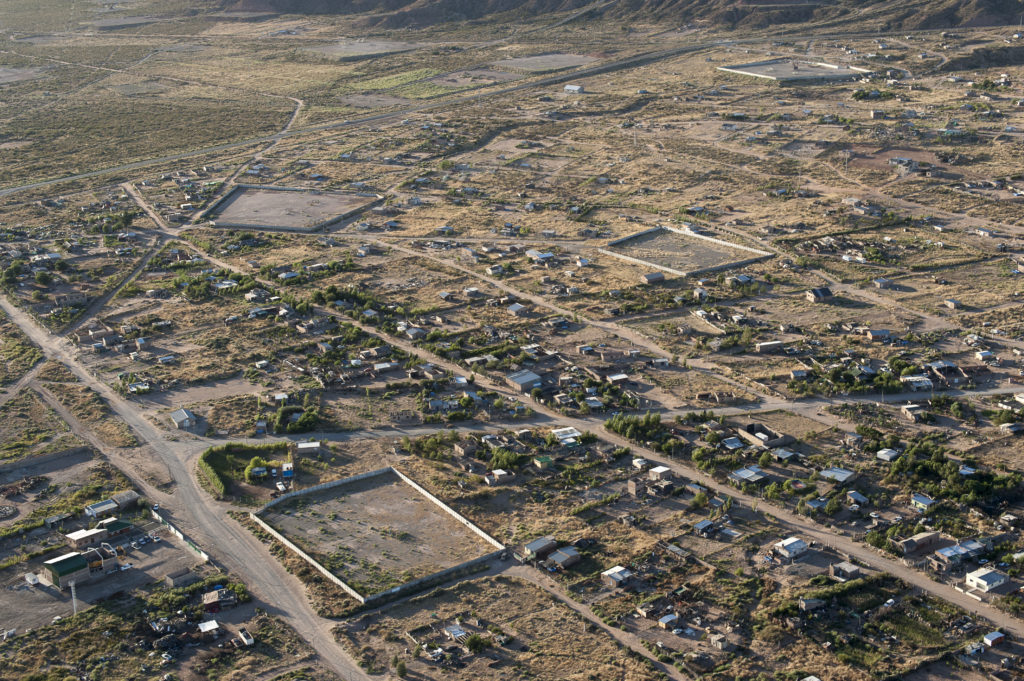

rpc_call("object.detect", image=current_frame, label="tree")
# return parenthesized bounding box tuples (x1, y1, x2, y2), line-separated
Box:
(395, 660, 407, 677)
(690, 492, 708, 509)
(825, 497, 842, 515)
(35, 271, 53, 286)
(758, 451, 772, 468)
(465, 634, 490, 654)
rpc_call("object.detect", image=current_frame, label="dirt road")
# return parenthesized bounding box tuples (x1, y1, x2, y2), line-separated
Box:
(0, 295, 371, 681)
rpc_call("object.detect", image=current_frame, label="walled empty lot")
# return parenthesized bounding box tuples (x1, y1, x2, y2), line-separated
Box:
(606, 227, 766, 273)
(261, 470, 493, 596)
(212, 187, 374, 230)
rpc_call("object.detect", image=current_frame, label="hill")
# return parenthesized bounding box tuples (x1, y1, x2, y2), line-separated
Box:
(227, 0, 1024, 30)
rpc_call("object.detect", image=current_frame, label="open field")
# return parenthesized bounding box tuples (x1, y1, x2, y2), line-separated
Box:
(261, 469, 496, 597)
(211, 187, 377, 231)
(0, 389, 73, 463)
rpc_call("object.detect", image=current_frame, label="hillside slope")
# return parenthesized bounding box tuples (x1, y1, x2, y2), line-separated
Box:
(228, 0, 1024, 30)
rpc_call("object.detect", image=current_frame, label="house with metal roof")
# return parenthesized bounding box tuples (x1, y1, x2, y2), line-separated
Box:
(774, 537, 809, 560)
(169, 407, 197, 430)
(966, 567, 1008, 593)
(84, 499, 119, 519)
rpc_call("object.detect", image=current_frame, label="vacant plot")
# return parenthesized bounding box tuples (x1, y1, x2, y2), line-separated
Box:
(0, 312, 43, 385)
(0, 390, 72, 463)
(337, 575, 658, 680)
(211, 187, 375, 231)
(494, 54, 597, 72)
(0, 67, 44, 85)
(261, 469, 496, 597)
(605, 226, 771, 276)
(305, 40, 425, 59)
(36, 382, 138, 448)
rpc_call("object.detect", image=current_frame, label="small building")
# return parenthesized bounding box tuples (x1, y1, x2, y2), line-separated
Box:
(165, 568, 200, 588)
(846, 490, 868, 506)
(658, 613, 679, 629)
(41, 552, 90, 590)
(112, 490, 140, 510)
(774, 536, 809, 560)
(694, 519, 716, 537)
(967, 567, 1009, 593)
(506, 369, 542, 393)
(641, 272, 665, 285)
(523, 536, 559, 561)
(601, 565, 633, 588)
(756, 341, 785, 354)
(877, 448, 901, 462)
(830, 561, 863, 581)
(169, 408, 197, 430)
(548, 546, 581, 569)
(296, 441, 322, 455)
(65, 527, 107, 550)
(202, 588, 238, 613)
(564, 84, 584, 94)
(649, 465, 673, 481)
(911, 493, 937, 512)
(984, 631, 1007, 647)
(805, 287, 833, 303)
(83, 499, 119, 519)
(730, 465, 767, 486)
(819, 467, 856, 485)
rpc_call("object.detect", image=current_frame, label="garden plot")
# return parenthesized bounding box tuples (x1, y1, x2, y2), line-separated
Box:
(260, 468, 497, 598)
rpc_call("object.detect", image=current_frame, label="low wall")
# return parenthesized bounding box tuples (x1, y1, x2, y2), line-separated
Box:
(0, 446, 92, 476)
(150, 509, 210, 563)
(253, 466, 505, 605)
(248, 512, 366, 602)
(600, 224, 772, 278)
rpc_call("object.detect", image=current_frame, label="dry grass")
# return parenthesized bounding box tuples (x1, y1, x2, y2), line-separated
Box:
(337, 575, 659, 680)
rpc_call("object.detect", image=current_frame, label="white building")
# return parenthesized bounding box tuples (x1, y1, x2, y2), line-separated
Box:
(966, 567, 1008, 593)
(774, 536, 809, 560)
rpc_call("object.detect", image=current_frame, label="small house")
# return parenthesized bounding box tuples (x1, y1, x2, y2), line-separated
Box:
(169, 408, 197, 430)
(966, 567, 1008, 593)
(805, 287, 833, 303)
(774, 536, 808, 560)
(601, 565, 633, 588)
(830, 561, 863, 581)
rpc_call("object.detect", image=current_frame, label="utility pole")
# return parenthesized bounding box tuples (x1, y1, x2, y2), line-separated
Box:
(70, 580, 78, 615)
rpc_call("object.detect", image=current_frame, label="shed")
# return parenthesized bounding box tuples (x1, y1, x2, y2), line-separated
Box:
(84, 499, 119, 519)
(601, 565, 633, 588)
(984, 631, 1006, 647)
(548, 547, 581, 569)
(169, 408, 197, 430)
(523, 536, 559, 561)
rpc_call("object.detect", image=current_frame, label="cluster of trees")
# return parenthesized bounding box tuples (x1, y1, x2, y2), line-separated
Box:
(883, 434, 1022, 505)
(605, 411, 687, 456)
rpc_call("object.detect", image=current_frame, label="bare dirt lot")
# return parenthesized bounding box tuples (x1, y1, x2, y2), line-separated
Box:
(606, 226, 769, 275)
(0, 67, 44, 85)
(304, 40, 425, 59)
(261, 469, 495, 597)
(212, 187, 375, 231)
(493, 54, 597, 72)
